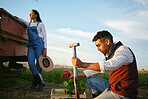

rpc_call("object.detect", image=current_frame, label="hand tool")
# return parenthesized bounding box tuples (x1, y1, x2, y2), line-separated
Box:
(69, 43, 80, 99)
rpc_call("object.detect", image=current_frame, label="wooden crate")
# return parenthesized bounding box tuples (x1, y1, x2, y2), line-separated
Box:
(51, 89, 86, 99)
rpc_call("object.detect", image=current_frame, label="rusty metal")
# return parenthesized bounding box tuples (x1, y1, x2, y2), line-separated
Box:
(0, 8, 28, 69)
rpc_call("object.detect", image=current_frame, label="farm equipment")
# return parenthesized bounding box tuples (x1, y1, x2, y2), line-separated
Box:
(0, 8, 28, 74)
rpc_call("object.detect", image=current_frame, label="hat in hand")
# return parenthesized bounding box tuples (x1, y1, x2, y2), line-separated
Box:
(38, 55, 53, 72)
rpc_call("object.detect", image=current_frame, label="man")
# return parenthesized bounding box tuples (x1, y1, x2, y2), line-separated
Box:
(71, 30, 138, 99)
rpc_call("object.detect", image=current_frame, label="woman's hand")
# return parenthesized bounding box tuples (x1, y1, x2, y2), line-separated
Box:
(43, 48, 47, 57)
(14, 16, 18, 19)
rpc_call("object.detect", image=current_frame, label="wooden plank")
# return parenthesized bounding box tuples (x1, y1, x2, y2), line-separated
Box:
(51, 89, 86, 99)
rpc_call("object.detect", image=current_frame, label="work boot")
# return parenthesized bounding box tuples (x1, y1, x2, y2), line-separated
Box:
(27, 78, 37, 90)
(92, 92, 101, 98)
(34, 73, 45, 91)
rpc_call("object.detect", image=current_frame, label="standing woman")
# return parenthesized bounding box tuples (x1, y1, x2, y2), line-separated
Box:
(16, 9, 47, 91)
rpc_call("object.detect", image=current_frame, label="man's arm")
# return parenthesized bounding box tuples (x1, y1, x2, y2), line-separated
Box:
(77, 72, 86, 77)
(62, 70, 86, 79)
(62, 69, 101, 79)
(84, 63, 101, 71)
(72, 57, 101, 71)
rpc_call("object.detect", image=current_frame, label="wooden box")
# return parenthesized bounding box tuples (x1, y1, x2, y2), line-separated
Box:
(51, 89, 86, 99)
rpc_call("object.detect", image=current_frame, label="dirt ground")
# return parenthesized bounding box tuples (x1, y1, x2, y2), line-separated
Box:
(0, 67, 147, 99)
(28, 82, 148, 99)
(0, 80, 147, 99)
(0, 76, 92, 99)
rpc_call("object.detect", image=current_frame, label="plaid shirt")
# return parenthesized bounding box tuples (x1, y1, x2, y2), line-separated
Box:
(83, 45, 133, 77)
(99, 45, 133, 73)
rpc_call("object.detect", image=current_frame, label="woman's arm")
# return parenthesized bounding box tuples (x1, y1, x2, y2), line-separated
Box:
(41, 23, 47, 49)
(40, 23, 47, 56)
(18, 17, 29, 26)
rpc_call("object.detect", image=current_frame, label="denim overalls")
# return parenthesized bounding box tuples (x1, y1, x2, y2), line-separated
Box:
(27, 22, 44, 76)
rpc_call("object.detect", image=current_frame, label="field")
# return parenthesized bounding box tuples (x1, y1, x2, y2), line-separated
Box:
(0, 67, 148, 99)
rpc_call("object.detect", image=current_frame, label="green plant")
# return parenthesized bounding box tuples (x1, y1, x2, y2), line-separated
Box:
(63, 78, 86, 96)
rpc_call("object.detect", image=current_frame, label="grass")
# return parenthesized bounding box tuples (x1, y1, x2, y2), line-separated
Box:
(0, 68, 147, 99)
(138, 72, 148, 85)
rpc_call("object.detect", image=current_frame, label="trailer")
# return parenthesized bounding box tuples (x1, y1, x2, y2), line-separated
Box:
(0, 8, 28, 74)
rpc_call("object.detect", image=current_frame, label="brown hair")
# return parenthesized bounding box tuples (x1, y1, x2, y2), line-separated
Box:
(92, 30, 113, 43)
(32, 9, 42, 22)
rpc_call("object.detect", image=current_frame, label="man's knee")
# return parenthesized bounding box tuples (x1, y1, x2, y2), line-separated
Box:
(87, 77, 102, 98)
(92, 92, 102, 98)
(87, 76, 102, 85)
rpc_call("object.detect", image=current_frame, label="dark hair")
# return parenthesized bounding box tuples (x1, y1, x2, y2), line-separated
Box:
(32, 9, 42, 22)
(92, 30, 113, 43)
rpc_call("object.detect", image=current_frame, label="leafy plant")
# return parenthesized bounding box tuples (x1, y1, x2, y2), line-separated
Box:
(63, 78, 86, 96)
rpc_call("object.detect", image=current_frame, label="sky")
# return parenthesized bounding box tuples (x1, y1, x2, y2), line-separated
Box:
(1, 0, 148, 70)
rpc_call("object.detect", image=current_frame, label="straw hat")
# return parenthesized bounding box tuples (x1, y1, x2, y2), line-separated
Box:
(38, 55, 53, 72)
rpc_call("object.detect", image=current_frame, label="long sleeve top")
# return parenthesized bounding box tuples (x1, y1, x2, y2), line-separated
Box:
(83, 69, 101, 78)
(99, 45, 133, 73)
(83, 44, 134, 77)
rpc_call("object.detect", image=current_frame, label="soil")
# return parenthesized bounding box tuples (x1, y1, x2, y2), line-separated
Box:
(26, 82, 93, 99)
(0, 80, 147, 99)
(0, 66, 147, 99)
(0, 80, 93, 99)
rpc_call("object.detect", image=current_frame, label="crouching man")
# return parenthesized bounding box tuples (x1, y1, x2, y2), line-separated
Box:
(71, 30, 138, 99)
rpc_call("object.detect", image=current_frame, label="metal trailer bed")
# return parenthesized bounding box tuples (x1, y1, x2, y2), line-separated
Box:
(0, 8, 28, 74)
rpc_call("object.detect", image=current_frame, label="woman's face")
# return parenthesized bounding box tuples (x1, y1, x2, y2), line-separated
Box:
(29, 11, 37, 19)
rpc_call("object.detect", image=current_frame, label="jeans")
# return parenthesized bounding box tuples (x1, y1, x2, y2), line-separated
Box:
(28, 38, 44, 76)
(87, 77, 130, 99)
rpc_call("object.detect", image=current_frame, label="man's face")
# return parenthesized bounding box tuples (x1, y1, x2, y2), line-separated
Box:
(95, 38, 110, 55)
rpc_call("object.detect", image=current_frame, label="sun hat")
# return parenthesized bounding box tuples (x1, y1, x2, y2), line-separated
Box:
(38, 55, 53, 72)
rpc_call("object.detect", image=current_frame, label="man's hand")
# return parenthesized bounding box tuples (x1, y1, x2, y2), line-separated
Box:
(71, 57, 84, 68)
(62, 70, 73, 79)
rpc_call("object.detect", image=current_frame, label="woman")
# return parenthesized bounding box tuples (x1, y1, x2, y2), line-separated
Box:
(16, 9, 47, 91)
